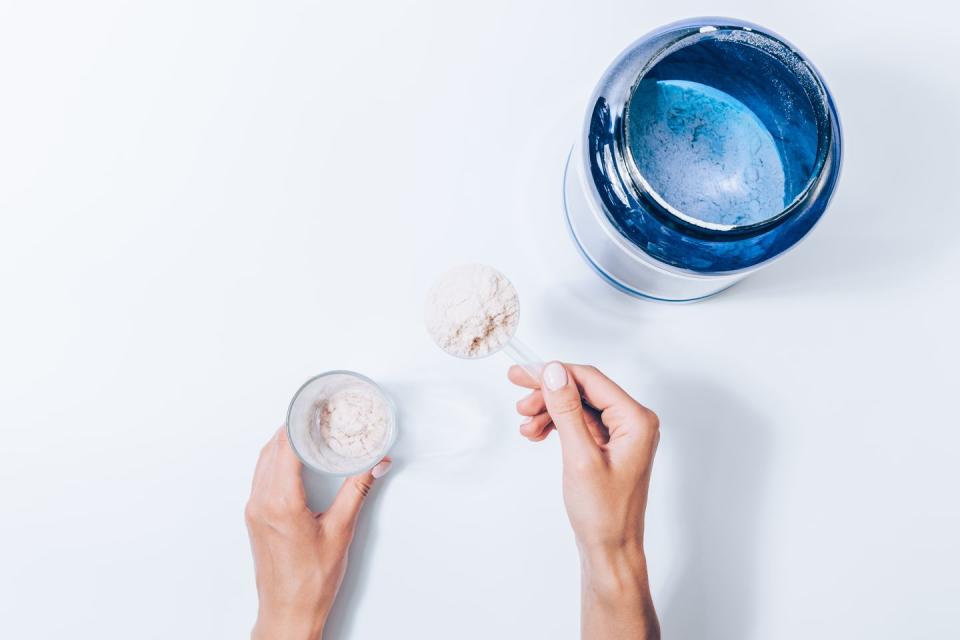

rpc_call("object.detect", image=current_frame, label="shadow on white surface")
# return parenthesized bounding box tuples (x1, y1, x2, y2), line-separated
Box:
(537, 273, 653, 347)
(652, 374, 772, 640)
(732, 61, 960, 301)
(320, 478, 389, 640)
(300, 465, 378, 640)
(517, 61, 960, 306)
(304, 374, 503, 638)
(386, 377, 504, 473)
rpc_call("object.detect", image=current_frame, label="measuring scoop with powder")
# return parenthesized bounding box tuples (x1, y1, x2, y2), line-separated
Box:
(424, 264, 543, 378)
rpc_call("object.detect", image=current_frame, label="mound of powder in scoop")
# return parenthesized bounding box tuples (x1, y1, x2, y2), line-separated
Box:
(424, 264, 519, 358)
(312, 386, 389, 460)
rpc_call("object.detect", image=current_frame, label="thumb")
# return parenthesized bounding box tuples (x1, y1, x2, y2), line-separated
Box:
(540, 362, 599, 461)
(326, 457, 392, 530)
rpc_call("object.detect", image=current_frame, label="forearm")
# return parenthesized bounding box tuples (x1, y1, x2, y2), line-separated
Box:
(252, 609, 325, 640)
(579, 544, 659, 640)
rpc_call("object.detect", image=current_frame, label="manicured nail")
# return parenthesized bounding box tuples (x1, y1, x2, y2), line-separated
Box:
(371, 459, 392, 479)
(543, 361, 567, 391)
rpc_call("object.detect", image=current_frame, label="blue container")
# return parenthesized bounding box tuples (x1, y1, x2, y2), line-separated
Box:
(563, 17, 842, 301)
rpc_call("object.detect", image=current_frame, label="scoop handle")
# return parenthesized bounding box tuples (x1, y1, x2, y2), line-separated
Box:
(501, 337, 544, 380)
(502, 338, 599, 412)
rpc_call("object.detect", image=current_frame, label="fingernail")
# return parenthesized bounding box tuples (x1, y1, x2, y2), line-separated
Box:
(371, 459, 392, 479)
(543, 362, 567, 391)
(520, 415, 533, 424)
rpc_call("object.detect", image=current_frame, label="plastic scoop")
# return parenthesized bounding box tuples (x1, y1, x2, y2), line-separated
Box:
(498, 337, 544, 380)
(424, 264, 544, 379)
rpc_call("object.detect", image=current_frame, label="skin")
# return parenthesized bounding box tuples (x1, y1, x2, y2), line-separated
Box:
(247, 361, 658, 639)
(245, 426, 390, 640)
(510, 362, 661, 640)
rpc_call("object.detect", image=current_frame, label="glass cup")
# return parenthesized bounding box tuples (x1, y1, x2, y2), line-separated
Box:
(286, 370, 398, 476)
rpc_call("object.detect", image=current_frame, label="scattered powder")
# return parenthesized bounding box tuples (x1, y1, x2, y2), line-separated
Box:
(626, 79, 787, 228)
(311, 386, 388, 461)
(424, 264, 519, 358)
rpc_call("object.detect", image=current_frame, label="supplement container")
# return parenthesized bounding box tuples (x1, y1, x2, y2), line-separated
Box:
(286, 370, 398, 476)
(563, 17, 842, 301)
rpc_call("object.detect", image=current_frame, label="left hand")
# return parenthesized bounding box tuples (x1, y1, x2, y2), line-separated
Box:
(245, 426, 391, 640)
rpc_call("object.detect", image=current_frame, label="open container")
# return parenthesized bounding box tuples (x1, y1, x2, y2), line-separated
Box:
(563, 17, 842, 301)
(286, 370, 398, 476)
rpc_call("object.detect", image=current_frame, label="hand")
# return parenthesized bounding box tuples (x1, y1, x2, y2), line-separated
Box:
(245, 427, 392, 640)
(510, 362, 660, 640)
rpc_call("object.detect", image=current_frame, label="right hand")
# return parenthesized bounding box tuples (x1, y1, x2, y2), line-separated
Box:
(509, 362, 659, 552)
(509, 362, 660, 639)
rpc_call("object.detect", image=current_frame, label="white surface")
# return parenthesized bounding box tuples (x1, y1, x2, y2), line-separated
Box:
(1, 1, 958, 638)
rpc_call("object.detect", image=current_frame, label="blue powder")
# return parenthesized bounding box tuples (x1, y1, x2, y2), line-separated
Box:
(626, 79, 787, 228)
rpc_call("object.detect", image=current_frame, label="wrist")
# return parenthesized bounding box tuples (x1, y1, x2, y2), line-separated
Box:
(252, 608, 326, 640)
(579, 539, 649, 603)
(579, 541, 660, 639)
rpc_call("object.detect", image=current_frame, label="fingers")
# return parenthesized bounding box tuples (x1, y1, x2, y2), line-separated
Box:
(519, 412, 553, 441)
(508, 364, 539, 389)
(539, 362, 600, 460)
(582, 408, 610, 446)
(270, 425, 307, 503)
(250, 430, 278, 493)
(516, 389, 546, 417)
(564, 364, 644, 415)
(511, 363, 648, 415)
(246, 427, 306, 524)
(326, 457, 392, 531)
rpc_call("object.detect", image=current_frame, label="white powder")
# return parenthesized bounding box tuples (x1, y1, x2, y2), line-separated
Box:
(626, 79, 786, 228)
(311, 386, 389, 461)
(424, 264, 519, 358)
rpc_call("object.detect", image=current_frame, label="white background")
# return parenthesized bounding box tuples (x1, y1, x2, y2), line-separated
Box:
(2, 1, 958, 638)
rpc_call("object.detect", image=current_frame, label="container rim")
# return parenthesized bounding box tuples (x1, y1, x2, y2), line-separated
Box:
(285, 369, 398, 477)
(619, 22, 835, 236)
